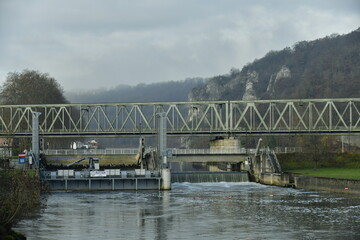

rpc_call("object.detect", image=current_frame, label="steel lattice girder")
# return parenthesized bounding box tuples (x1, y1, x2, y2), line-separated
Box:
(0, 98, 359, 137)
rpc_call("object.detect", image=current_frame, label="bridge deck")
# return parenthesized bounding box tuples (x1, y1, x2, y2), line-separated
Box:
(1, 98, 359, 137)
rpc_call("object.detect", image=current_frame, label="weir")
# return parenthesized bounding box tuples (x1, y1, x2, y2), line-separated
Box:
(171, 172, 249, 183)
(28, 110, 284, 191)
(6, 98, 360, 192)
(39, 112, 173, 191)
(42, 170, 162, 191)
(43, 171, 250, 191)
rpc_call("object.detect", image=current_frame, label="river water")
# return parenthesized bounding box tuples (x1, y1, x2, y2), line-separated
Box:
(15, 182, 360, 240)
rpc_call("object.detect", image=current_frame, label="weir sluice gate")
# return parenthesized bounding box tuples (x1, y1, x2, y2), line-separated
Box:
(42, 168, 166, 191)
(41, 147, 172, 191)
(30, 112, 271, 191)
(37, 112, 172, 191)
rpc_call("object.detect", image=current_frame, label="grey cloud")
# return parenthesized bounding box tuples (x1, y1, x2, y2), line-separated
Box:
(0, 0, 359, 91)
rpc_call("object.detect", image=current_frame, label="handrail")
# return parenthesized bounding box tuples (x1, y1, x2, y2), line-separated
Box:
(43, 147, 301, 156)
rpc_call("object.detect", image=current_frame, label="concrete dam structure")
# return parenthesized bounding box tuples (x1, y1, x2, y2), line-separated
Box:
(41, 138, 251, 191)
(44, 154, 140, 168)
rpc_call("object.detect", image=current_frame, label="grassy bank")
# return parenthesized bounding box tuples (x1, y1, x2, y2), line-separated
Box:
(288, 168, 360, 180)
(277, 152, 360, 180)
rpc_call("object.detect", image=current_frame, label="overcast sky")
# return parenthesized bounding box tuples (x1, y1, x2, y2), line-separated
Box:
(0, 0, 359, 92)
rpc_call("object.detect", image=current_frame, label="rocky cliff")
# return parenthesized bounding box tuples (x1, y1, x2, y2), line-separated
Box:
(189, 28, 360, 101)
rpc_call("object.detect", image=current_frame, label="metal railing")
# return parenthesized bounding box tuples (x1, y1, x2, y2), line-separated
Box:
(273, 147, 303, 153)
(44, 148, 140, 155)
(171, 148, 251, 155)
(44, 147, 301, 156)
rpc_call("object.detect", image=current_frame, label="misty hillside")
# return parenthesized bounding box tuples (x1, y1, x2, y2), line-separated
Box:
(189, 28, 360, 101)
(67, 28, 360, 104)
(66, 78, 206, 103)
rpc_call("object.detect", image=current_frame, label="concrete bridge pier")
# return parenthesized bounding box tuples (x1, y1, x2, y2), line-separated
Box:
(161, 168, 171, 190)
(158, 112, 171, 190)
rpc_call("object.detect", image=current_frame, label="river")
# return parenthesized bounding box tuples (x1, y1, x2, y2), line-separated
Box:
(15, 182, 360, 239)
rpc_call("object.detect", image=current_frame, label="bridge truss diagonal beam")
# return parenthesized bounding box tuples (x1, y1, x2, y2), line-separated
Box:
(0, 98, 359, 137)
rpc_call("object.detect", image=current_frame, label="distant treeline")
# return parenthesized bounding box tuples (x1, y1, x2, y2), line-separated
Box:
(66, 78, 206, 103)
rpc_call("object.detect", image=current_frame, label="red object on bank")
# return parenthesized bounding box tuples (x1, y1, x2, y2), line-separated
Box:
(18, 152, 26, 164)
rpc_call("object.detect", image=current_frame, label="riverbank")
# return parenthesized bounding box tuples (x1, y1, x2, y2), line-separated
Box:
(268, 152, 360, 193)
(0, 226, 26, 240)
(287, 168, 360, 179)
(255, 170, 360, 194)
(288, 168, 360, 194)
(0, 169, 42, 240)
(293, 174, 360, 194)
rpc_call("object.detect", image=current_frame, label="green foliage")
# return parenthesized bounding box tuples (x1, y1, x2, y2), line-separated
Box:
(278, 152, 360, 170)
(330, 152, 360, 168)
(3, 236, 15, 240)
(278, 153, 314, 169)
(0, 228, 26, 240)
(289, 168, 360, 180)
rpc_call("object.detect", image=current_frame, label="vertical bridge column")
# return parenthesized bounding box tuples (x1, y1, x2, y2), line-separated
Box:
(157, 112, 171, 190)
(32, 112, 41, 169)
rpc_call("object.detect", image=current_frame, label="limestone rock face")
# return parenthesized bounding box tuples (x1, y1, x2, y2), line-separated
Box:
(188, 73, 242, 101)
(266, 66, 291, 96)
(188, 65, 293, 102)
(242, 71, 259, 100)
(187, 27, 360, 102)
(203, 80, 225, 100)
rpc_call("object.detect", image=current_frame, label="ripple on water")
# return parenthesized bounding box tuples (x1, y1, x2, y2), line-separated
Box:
(14, 182, 360, 240)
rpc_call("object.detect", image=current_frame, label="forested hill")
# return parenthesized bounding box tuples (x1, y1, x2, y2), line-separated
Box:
(66, 78, 206, 103)
(189, 28, 360, 101)
(67, 28, 360, 104)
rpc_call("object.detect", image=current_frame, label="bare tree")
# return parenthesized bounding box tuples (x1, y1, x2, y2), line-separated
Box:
(0, 70, 74, 149)
(297, 135, 334, 169)
(0, 69, 68, 105)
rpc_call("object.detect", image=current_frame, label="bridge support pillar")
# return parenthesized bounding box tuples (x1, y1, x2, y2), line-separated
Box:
(160, 168, 171, 190)
(32, 112, 41, 169)
(210, 137, 240, 152)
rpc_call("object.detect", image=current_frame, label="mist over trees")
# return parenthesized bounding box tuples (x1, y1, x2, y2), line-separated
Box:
(66, 78, 206, 103)
(64, 77, 207, 149)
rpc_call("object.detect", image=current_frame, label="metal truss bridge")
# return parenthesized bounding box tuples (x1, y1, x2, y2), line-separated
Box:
(0, 98, 359, 137)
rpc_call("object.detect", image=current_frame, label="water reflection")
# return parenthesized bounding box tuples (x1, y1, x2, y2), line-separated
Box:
(15, 182, 360, 239)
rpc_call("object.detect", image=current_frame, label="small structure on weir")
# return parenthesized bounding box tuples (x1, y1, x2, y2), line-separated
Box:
(33, 112, 172, 191)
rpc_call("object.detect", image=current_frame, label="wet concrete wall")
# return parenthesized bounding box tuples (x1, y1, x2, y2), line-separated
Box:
(257, 172, 360, 194)
(258, 173, 292, 187)
(294, 175, 360, 194)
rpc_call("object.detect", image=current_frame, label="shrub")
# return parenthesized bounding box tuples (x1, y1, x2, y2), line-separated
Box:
(0, 170, 42, 229)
